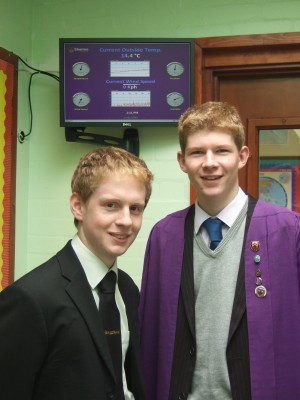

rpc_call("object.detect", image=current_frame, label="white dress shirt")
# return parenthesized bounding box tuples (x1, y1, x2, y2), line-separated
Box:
(194, 188, 248, 246)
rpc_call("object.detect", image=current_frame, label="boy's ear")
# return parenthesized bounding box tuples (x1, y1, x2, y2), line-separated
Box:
(177, 151, 188, 173)
(238, 145, 250, 170)
(70, 192, 84, 221)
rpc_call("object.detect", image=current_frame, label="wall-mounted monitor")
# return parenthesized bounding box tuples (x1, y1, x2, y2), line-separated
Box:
(59, 38, 195, 127)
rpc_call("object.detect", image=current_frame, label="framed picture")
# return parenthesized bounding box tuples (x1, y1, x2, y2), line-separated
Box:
(0, 48, 18, 290)
(259, 157, 300, 213)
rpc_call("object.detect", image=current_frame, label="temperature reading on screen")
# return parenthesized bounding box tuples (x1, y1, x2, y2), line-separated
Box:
(121, 53, 142, 59)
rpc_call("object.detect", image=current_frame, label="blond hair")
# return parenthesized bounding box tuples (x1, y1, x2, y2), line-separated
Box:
(71, 146, 153, 226)
(178, 101, 245, 152)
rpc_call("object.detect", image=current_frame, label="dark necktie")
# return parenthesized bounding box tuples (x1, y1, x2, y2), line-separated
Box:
(203, 217, 223, 250)
(98, 271, 124, 399)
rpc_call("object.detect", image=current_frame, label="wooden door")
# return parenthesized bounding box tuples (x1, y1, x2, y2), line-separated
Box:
(192, 32, 300, 205)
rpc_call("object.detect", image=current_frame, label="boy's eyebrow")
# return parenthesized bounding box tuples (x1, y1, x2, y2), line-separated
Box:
(101, 197, 145, 205)
(129, 199, 146, 205)
(185, 146, 204, 151)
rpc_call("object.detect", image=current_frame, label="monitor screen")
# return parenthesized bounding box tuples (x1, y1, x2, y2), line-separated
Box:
(59, 38, 195, 127)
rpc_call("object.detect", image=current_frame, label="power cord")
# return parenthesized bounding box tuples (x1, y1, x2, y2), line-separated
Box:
(18, 56, 60, 143)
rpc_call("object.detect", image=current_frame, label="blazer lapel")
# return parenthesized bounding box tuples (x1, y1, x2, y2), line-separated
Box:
(181, 205, 196, 338)
(228, 196, 257, 343)
(56, 242, 116, 382)
(118, 272, 143, 373)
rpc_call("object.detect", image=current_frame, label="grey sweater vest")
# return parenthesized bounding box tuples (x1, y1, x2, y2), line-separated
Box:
(189, 202, 248, 400)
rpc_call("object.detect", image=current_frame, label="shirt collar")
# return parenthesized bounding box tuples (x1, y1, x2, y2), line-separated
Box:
(71, 234, 118, 290)
(194, 188, 248, 234)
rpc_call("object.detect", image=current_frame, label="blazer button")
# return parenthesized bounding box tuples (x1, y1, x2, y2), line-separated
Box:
(189, 346, 195, 357)
(107, 392, 114, 399)
(178, 393, 186, 400)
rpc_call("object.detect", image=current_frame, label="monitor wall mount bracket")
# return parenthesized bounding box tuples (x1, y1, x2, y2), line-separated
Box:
(65, 127, 139, 156)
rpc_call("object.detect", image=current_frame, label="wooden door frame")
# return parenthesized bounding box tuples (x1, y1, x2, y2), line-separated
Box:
(191, 32, 300, 203)
(247, 117, 300, 199)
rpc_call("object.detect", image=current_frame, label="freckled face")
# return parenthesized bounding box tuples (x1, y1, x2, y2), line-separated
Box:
(177, 130, 249, 214)
(70, 174, 146, 267)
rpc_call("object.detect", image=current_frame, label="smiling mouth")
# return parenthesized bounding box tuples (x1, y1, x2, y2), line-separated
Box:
(202, 176, 221, 180)
(110, 233, 130, 240)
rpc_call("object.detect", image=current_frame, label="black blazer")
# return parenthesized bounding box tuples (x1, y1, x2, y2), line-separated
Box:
(169, 197, 257, 400)
(0, 241, 144, 400)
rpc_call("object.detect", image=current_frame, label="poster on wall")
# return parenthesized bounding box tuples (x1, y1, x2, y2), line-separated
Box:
(0, 48, 18, 291)
(259, 159, 300, 213)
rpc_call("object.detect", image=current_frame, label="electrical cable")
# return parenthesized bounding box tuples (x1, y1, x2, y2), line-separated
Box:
(18, 56, 60, 143)
(18, 56, 60, 82)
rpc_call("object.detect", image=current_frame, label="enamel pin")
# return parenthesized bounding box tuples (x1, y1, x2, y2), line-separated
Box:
(255, 285, 267, 298)
(250, 241, 260, 252)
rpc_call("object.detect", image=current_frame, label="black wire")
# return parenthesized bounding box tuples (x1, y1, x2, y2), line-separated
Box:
(18, 56, 60, 143)
(18, 56, 60, 81)
(22, 71, 39, 140)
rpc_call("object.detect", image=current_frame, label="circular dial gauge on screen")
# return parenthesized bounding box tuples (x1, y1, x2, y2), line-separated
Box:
(72, 62, 90, 77)
(166, 92, 184, 107)
(166, 61, 185, 77)
(72, 92, 91, 107)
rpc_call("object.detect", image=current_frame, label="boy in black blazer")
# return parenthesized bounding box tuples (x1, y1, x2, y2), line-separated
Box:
(0, 146, 153, 400)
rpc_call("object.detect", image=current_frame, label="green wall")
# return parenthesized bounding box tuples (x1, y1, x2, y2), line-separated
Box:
(1, 0, 300, 285)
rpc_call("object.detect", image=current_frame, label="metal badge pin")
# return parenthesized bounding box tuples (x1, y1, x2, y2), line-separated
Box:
(255, 285, 267, 298)
(254, 254, 261, 264)
(250, 241, 260, 252)
(255, 269, 262, 277)
(255, 277, 263, 286)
